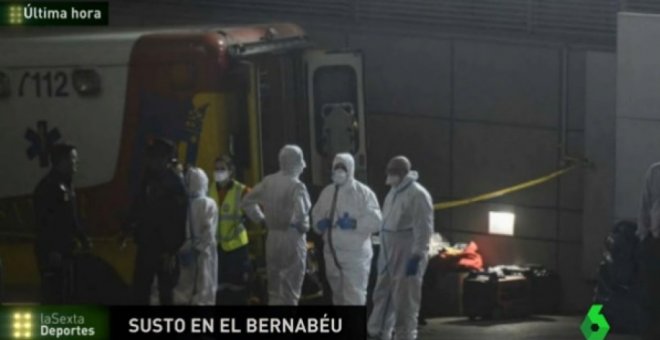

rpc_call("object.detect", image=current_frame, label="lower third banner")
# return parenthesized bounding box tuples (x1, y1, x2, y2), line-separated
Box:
(1, 306, 366, 339)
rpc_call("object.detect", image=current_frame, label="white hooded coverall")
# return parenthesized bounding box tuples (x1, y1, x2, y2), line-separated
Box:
(367, 171, 433, 340)
(173, 167, 219, 305)
(638, 162, 660, 241)
(312, 153, 382, 305)
(241, 145, 311, 305)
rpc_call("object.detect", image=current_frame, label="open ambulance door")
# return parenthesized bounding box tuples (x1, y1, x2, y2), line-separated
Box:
(305, 50, 367, 187)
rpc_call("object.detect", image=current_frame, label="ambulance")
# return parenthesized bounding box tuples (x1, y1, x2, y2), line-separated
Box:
(0, 23, 367, 300)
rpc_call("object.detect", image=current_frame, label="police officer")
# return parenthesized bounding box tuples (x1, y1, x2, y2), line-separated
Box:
(124, 138, 188, 305)
(33, 143, 91, 303)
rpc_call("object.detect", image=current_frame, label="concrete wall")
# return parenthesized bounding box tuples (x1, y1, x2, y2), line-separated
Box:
(616, 12, 660, 221)
(339, 32, 595, 312)
(582, 52, 616, 280)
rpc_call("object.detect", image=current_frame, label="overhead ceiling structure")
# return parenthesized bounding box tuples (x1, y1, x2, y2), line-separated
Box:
(118, 0, 660, 48)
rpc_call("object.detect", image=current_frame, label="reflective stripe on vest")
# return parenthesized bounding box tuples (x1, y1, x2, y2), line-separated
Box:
(209, 180, 249, 252)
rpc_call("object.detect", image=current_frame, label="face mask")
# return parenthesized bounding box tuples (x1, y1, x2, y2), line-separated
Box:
(386, 175, 401, 187)
(214, 170, 229, 183)
(292, 163, 305, 177)
(332, 169, 348, 185)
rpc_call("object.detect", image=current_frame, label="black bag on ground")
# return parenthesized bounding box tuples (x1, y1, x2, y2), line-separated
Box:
(592, 220, 641, 335)
(421, 256, 470, 318)
(600, 289, 642, 334)
(602, 220, 639, 289)
(463, 271, 532, 320)
(71, 253, 130, 305)
(500, 264, 561, 314)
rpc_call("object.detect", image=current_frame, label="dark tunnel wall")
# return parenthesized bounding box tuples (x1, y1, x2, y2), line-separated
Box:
(0, 1, 621, 313)
(356, 37, 592, 313)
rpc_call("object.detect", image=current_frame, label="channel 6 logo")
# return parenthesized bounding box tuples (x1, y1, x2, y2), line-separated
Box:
(580, 305, 610, 340)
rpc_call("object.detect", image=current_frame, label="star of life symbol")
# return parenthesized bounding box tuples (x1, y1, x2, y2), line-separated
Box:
(25, 120, 61, 168)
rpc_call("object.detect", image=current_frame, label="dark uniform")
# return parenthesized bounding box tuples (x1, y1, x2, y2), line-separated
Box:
(640, 237, 660, 339)
(33, 170, 89, 303)
(127, 168, 187, 305)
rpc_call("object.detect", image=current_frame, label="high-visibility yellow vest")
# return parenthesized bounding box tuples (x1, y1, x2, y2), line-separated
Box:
(209, 180, 249, 252)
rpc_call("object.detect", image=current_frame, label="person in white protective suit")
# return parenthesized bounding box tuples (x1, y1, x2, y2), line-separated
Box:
(241, 145, 312, 305)
(637, 163, 660, 338)
(172, 166, 219, 305)
(367, 156, 434, 340)
(311, 153, 382, 305)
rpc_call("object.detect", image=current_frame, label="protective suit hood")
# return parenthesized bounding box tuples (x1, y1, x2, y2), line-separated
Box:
(279, 145, 306, 177)
(333, 153, 355, 180)
(396, 170, 419, 190)
(185, 167, 209, 198)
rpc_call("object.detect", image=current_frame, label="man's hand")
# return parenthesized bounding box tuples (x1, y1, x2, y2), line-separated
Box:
(316, 218, 332, 232)
(337, 213, 357, 230)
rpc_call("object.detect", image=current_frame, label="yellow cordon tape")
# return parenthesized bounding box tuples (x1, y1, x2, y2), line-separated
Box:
(434, 162, 580, 211)
(1, 160, 585, 236)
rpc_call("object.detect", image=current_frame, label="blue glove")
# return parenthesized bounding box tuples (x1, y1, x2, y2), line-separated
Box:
(178, 248, 197, 267)
(317, 218, 332, 232)
(405, 255, 422, 276)
(337, 213, 357, 230)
